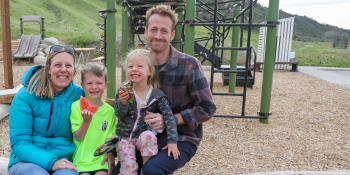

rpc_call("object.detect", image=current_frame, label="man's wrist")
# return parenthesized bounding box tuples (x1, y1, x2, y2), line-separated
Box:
(174, 113, 185, 125)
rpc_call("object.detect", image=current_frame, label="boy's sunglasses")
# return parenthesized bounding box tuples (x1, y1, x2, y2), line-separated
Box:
(49, 45, 75, 54)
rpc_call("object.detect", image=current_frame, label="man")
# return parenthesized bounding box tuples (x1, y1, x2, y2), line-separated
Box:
(113, 5, 216, 175)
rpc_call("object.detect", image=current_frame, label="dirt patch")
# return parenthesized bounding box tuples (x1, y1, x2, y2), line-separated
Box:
(0, 62, 349, 174)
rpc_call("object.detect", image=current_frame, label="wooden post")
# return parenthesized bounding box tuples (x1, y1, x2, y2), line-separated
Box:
(1, 0, 14, 89)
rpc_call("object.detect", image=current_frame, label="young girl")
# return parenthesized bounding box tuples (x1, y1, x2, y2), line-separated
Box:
(115, 49, 179, 175)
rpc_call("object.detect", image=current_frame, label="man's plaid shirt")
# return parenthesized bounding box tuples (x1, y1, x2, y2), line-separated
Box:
(156, 46, 216, 148)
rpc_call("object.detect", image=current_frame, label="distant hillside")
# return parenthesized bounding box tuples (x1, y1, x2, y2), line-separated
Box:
(0, 0, 122, 46)
(198, 0, 349, 42)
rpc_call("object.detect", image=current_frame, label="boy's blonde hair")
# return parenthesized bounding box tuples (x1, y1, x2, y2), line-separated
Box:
(27, 49, 76, 99)
(81, 62, 108, 84)
(124, 49, 159, 88)
(146, 5, 178, 31)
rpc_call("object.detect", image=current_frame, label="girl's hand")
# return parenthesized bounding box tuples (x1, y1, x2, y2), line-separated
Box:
(118, 90, 129, 105)
(162, 143, 180, 160)
(81, 109, 93, 123)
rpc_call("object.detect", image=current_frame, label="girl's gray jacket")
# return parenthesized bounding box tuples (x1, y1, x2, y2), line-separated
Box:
(114, 85, 178, 146)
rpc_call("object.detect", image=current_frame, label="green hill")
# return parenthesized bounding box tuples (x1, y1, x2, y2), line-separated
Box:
(0, 0, 123, 46)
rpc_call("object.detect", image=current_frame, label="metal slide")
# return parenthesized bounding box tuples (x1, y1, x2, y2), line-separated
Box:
(13, 34, 41, 58)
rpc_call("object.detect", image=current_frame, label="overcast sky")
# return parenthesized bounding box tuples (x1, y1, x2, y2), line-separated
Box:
(257, 0, 350, 30)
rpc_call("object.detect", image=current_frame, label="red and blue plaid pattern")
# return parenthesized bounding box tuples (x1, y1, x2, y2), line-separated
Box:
(156, 46, 216, 148)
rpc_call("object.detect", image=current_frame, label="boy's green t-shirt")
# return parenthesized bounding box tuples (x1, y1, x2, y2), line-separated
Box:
(70, 100, 116, 172)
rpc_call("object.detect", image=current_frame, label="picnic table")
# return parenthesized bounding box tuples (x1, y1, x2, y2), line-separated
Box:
(75, 48, 96, 66)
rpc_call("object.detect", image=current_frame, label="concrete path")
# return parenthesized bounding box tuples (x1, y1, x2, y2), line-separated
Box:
(298, 66, 350, 89)
(242, 170, 350, 175)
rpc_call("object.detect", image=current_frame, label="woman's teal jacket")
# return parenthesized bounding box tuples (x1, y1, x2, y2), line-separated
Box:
(8, 65, 85, 172)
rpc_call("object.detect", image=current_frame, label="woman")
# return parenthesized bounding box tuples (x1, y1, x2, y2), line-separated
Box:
(8, 45, 114, 175)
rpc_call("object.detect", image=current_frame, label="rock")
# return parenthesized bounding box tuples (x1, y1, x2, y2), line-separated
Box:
(41, 37, 59, 46)
(38, 48, 43, 52)
(34, 56, 47, 65)
(40, 43, 47, 49)
(36, 51, 45, 56)
(44, 45, 52, 56)
(0, 157, 9, 175)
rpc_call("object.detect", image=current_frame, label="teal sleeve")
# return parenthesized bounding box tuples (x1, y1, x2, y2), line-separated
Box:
(9, 90, 58, 172)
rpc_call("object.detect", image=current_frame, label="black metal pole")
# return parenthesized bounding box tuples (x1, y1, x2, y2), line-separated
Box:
(240, 0, 245, 47)
(210, 0, 218, 92)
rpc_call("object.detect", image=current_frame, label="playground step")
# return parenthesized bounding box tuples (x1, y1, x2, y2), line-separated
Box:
(221, 65, 255, 88)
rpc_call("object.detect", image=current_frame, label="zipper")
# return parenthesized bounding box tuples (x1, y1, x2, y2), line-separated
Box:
(46, 102, 53, 132)
(129, 98, 158, 140)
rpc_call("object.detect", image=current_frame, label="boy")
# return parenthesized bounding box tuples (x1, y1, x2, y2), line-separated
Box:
(70, 62, 116, 175)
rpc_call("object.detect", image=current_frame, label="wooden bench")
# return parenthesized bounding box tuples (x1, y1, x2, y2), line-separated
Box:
(255, 62, 299, 72)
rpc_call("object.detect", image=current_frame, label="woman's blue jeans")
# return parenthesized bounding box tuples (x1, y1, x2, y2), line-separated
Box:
(8, 162, 78, 175)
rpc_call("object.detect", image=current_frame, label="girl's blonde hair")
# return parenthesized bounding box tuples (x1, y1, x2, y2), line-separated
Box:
(124, 49, 159, 88)
(27, 49, 76, 99)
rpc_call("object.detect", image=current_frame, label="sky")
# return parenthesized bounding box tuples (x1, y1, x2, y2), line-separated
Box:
(257, 0, 350, 30)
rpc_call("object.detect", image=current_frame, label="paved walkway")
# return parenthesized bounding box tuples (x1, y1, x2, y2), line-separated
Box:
(298, 66, 350, 89)
(242, 170, 350, 175)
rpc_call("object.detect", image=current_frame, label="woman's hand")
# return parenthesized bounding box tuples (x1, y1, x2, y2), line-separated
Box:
(144, 111, 165, 130)
(162, 143, 180, 160)
(51, 158, 77, 172)
(102, 152, 115, 175)
(118, 90, 129, 105)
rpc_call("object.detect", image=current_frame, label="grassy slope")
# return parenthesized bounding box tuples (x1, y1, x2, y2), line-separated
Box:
(1, 0, 122, 45)
(1, 1, 349, 67)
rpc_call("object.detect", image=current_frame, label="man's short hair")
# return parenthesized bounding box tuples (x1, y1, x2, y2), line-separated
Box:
(146, 5, 178, 31)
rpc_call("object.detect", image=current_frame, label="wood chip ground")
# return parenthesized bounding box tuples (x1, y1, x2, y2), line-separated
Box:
(0, 63, 349, 174)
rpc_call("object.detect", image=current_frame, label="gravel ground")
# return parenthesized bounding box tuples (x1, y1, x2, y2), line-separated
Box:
(1, 63, 349, 175)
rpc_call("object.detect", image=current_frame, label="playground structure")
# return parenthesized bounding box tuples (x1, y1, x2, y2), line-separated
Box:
(1, 0, 281, 124)
(97, 0, 281, 124)
(13, 16, 45, 59)
(257, 17, 297, 71)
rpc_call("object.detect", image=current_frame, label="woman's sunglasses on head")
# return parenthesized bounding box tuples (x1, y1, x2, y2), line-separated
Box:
(49, 45, 75, 54)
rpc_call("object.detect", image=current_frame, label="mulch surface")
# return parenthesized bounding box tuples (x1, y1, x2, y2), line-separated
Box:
(1, 63, 349, 174)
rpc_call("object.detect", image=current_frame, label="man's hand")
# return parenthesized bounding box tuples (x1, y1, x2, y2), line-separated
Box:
(101, 152, 115, 175)
(52, 158, 77, 172)
(144, 111, 165, 130)
(162, 143, 180, 160)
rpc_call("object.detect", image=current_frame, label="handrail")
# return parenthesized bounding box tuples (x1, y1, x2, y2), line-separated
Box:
(250, 45, 257, 85)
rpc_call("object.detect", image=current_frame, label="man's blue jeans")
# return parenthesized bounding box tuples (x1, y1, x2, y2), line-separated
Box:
(112, 141, 197, 175)
(8, 162, 78, 175)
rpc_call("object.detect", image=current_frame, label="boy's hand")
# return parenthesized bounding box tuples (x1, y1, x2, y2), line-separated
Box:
(82, 109, 93, 123)
(118, 90, 129, 105)
(162, 143, 180, 160)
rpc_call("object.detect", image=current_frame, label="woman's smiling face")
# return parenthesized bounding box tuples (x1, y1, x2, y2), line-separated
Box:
(48, 52, 75, 94)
